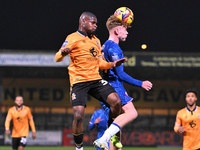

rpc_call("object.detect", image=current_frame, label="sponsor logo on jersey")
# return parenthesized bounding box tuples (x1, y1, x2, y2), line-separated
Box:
(111, 53, 119, 61)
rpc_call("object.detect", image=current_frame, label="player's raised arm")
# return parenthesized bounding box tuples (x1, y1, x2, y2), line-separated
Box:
(112, 58, 127, 67)
(55, 48, 71, 62)
(99, 57, 126, 70)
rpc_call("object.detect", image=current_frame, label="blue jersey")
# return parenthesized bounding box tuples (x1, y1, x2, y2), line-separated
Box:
(89, 108, 109, 150)
(89, 108, 108, 138)
(102, 40, 143, 105)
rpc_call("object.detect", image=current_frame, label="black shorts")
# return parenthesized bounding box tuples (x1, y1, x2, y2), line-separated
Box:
(70, 79, 116, 107)
(12, 137, 27, 149)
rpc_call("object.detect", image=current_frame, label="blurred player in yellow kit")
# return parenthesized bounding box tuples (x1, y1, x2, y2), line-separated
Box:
(174, 89, 200, 150)
(5, 96, 36, 150)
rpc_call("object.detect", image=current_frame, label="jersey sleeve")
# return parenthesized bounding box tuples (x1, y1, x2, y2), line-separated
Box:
(98, 57, 112, 70)
(5, 108, 12, 130)
(55, 34, 76, 62)
(115, 65, 143, 87)
(60, 35, 76, 51)
(27, 108, 36, 132)
(174, 111, 182, 133)
(107, 47, 143, 87)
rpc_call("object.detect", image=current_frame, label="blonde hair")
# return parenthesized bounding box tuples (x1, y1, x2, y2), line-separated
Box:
(106, 15, 131, 31)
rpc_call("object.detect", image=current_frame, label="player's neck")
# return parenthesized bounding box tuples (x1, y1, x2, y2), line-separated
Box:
(187, 103, 196, 111)
(108, 35, 119, 44)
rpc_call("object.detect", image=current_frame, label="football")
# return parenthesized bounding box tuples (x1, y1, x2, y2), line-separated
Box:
(114, 7, 134, 24)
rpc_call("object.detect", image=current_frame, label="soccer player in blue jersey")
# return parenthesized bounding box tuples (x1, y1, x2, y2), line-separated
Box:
(89, 106, 109, 150)
(93, 15, 153, 150)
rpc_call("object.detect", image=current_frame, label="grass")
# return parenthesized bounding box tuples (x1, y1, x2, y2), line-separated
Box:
(0, 146, 182, 150)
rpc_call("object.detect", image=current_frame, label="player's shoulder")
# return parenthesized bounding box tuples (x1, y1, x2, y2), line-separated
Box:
(104, 40, 117, 47)
(66, 31, 83, 41)
(8, 106, 15, 111)
(177, 107, 187, 114)
(23, 105, 31, 110)
(93, 35, 100, 40)
(103, 40, 120, 52)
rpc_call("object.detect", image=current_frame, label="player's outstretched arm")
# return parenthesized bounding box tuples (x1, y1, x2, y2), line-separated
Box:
(142, 81, 153, 91)
(99, 57, 126, 70)
(111, 58, 127, 68)
(55, 48, 71, 62)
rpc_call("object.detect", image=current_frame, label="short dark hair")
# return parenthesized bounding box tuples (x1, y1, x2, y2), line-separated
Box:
(184, 89, 198, 98)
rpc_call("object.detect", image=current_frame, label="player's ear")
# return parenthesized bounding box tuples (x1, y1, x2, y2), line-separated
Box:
(114, 28, 119, 35)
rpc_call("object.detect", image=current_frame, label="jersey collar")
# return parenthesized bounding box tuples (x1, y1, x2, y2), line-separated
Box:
(15, 105, 24, 111)
(77, 30, 95, 39)
(186, 106, 198, 114)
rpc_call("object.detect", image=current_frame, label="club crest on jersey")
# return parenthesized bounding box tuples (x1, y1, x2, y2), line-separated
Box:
(71, 93, 76, 100)
(96, 41, 100, 47)
(61, 41, 68, 47)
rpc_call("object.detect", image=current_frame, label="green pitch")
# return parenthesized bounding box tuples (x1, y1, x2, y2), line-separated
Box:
(0, 146, 182, 150)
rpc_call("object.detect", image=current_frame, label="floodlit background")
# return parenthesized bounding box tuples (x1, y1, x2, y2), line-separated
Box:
(1, 0, 200, 149)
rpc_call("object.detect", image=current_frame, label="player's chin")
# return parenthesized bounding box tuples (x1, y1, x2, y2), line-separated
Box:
(187, 102, 195, 106)
(120, 38, 127, 42)
(90, 29, 96, 34)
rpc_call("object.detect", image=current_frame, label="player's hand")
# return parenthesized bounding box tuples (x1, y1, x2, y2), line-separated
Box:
(32, 132, 36, 139)
(178, 126, 185, 133)
(142, 81, 153, 91)
(94, 118, 101, 124)
(61, 48, 71, 56)
(5, 129, 10, 135)
(111, 58, 127, 68)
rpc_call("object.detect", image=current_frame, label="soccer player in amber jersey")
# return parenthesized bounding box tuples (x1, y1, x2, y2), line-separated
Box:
(55, 12, 126, 150)
(174, 89, 200, 150)
(5, 96, 36, 150)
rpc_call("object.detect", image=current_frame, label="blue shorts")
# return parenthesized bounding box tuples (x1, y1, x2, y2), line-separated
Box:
(109, 80, 133, 105)
(100, 80, 133, 111)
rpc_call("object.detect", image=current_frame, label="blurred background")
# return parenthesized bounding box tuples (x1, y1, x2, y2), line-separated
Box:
(0, 0, 200, 148)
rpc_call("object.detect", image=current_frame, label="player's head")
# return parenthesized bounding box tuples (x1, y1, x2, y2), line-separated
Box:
(106, 15, 130, 42)
(15, 96, 24, 108)
(184, 89, 198, 107)
(79, 12, 97, 35)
